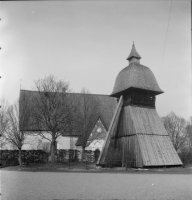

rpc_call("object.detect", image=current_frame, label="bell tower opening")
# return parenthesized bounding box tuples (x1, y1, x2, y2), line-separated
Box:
(123, 89, 156, 108)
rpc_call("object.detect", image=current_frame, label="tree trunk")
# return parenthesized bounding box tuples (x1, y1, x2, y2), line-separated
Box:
(18, 148, 22, 165)
(81, 147, 85, 163)
(50, 140, 56, 163)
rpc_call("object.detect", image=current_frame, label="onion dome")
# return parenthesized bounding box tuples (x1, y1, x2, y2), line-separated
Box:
(111, 43, 163, 98)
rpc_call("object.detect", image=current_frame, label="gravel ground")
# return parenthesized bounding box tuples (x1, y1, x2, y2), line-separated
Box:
(1, 170, 192, 200)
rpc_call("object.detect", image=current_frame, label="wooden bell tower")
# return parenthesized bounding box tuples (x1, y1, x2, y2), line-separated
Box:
(97, 43, 182, 168)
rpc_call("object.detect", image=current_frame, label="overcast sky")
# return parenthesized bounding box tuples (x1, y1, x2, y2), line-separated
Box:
(0, 1, 191, 119)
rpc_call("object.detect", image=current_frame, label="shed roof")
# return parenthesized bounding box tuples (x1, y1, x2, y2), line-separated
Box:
(111, 62, 163, 97)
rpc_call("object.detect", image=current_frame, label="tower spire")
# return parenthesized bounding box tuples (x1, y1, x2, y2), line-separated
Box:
(127, 42, 141, 64)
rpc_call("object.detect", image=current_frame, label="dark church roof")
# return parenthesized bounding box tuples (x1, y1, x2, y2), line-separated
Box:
(19, 90, 117, 136)
(111, 44, 163, 97)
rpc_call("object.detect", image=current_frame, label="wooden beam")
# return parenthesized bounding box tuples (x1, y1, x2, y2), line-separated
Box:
(97, 95, 124, 165)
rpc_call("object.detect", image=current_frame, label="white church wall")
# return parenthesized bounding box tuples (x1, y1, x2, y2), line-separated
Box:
(12, 131, 79, 150)
(57, 136, 79, 150)
(85, 139, 104, 151)
(22, 132, 51, 150)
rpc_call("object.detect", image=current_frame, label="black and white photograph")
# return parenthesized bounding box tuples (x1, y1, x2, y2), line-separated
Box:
(0, 1, 191, 200)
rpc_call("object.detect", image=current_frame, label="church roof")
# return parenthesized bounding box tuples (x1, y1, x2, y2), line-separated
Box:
(111, 62, 163, 97)
(19, 90, 117, 136)
(127, 43, 141, 60)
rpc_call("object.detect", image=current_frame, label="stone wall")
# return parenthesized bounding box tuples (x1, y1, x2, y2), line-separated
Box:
(0, 150, 49, 166)
(0, 149, 95, 167)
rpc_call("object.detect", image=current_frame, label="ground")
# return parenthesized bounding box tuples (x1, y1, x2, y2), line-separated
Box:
(1, 163, 192, 174)
(1, 164, 192, 200)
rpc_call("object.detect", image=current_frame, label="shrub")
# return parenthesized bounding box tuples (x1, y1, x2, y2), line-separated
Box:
(178, 146, 192, 167)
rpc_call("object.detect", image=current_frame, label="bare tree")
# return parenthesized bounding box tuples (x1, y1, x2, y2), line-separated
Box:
(186, 116, 192, 147)
(35, 138, 51, 153)
(32, 75, 76, 163)
(75, 88, 99, 162)
(5, 97, 31, 165)
(0, 98, 9, 149)
(41, 141, 51, 153)
(162, 112, 188, 152)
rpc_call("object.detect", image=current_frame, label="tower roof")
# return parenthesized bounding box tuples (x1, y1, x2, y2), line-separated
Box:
(127, 42, 141, 60)
(111, 63, 163, 97)
(111, 43, 163, 97)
